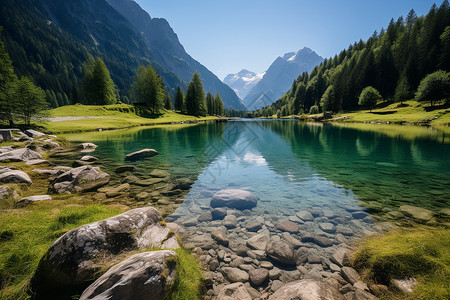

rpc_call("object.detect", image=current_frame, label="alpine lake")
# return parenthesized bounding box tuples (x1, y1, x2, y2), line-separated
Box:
(58, 119, 450, 282)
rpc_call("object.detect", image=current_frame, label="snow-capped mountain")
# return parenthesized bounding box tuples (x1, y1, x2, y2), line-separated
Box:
(243, 47, 323, 111)
(223, 69, 265, 100)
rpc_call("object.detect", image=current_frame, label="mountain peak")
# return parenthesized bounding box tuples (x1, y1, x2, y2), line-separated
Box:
(224, 69, 264, 100)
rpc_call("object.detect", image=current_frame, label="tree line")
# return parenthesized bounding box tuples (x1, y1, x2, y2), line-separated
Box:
(254, 1, 450, 117)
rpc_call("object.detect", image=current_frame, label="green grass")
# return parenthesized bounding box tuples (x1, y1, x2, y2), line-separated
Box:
(0, 204, 122, 300)
(334, 100, 450, 124)
(352, 226, 450, 300)
(167, 248, 205, 300)
(38, 104, 218, 133)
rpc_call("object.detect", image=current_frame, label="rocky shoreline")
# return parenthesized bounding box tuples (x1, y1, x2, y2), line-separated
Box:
(0, 128, 441, 299)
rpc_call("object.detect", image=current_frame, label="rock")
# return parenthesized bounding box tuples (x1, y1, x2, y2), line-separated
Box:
(275, 220, 299, 233)
(149, 169, 169, 178)
(354, 280, 369, 292)
(399, 205, 433, 222)
(115, 165, 136, 173)
(0, 148, 42, 162)
(217, 282, 252, 300)
(135, 192, 149, 201)
(392, 278, 417, 293)
(0, 185, 18, 200)
(249, 268, 269, 286)
(125, 149, 158, 161)
(211, 208, 228, 220)
(268, 279, 345, 300)
(80, 155, 98, 162)
(354, 289, 379, 300)
(296, 210, 314, 221)
(0, 146, 13, 153)
(134, 177, 166, 187)
(246, 234, 270, 251)
(245, 221, 262, 232)
(25, 159, 49, 165)
(166, 222, 187, 239)
(0, 129, 14, 140)
(72, 160, 92, 167)
(50, 165, 110, 194)
(319, 222, 336, 233)
(266, 240, 296, 265)
(79, 250, 177, 300)
(106, 183, 131, 197)
(269, 268, 282, 280)
(0, 167, 32, 185)
(79, 143, 97, 152)
(223, 215, 237, 228)
(31, 207, 179, 296)
(341, 267, 360, 285)
(301, 234, 333, 247)
(15, 195, 51, 207)
(197, 211, 213, 222)
(260, 261, 273, 269)
(26, 138, 60, 152)
(172, 178, 194, 190)
(331, 248, 349, 267)
(281, 232, 302, 248)
(352, 211, 369, 219)
(211, 229, 229, 246)
(210, 189, 258, 210)
(221, 267, 249, 283)
(25, 129, 45, 138)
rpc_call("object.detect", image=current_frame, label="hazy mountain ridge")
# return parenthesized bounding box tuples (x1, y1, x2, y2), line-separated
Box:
(243, 47, 323, 110)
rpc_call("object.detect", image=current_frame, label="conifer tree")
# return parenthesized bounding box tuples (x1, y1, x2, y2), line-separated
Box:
(206, 92, 214, 115)
(0, 27, 18, 125)
(185, 72, 207, 116)
(164, 93, 172, 110)
(215, 93, 224, 116)
(82, 57, 116, 105)
(14, 76, 47, 126)
(174, 86, 185, 112)
(132, 65, 165, 113)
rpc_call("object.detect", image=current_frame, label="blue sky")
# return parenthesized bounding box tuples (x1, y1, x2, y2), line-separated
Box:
(135, 0, 439, 80)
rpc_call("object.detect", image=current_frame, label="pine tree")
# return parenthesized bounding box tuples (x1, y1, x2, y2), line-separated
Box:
(164, 93, 172, 110)
(82, 57, 116, 105)
(395, 73, 411, 104)
(14, 76, 47, 125)
(406, 9, 418, 30)
(70, 86, 80, 104)
(320, 85, 335, 112)
(215, 93, 224, 116)
(0, 27, 18, 125)
(132, 65, 165, 113)
(206, 92, 215, 115)
(185, 72, 207, 116)
(174, 86, 185, 112)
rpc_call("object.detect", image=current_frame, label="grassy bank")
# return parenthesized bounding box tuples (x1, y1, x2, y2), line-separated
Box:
(38, 104, 219, 133)
(352, 226, 450, 299)
(333, 100, 450, 125)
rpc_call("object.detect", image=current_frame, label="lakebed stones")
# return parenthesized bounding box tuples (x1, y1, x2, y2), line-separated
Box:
(50, 165, 110, 194)
(221, 267, 249, 283)
(210, 189, 258, 210)
(31, 207, 179, 296)
(223, 215, 237, 228)
(115, 165, 136, 173)
(211, 208, 228, 220)
(266, 240, 296, 265)
(0, 148, 42, 162)
(125, 149, 158, 161)
(0, 167, 32, 185)
(80, 250, 177, 300)
(249, 268, 269, 286)
(247, 234, 270, 251)
(296, 210, 314, 221)
(268, 279, 345, 300)
(80, 155, 98, 162)
(398, 205, 433, 222)
(276, 220, 299, 233)
(149, 169, 169, 178)
(217, 282, 252, 300)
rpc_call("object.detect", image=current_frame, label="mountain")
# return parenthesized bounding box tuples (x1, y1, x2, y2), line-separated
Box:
(0, 0, 245, 110)
(243, 47, 323, 110)
(223, 69, 265, 100)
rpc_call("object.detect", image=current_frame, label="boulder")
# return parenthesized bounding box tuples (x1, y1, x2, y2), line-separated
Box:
(222, 215, 237, 228)
(25, 159, 49, 165)
(0, 167, 32, 185)
(266, 240, 296, 265)
(245, 221, 262, 232)
(31, 207, 179, 296)
(341, 267, 360, 285)
(197, 211, 213, 222)
(217, 282, 252, 300)
(399, 205, 433, 222)
(149, 169, 169, 178)
(211, 208, 228, 220)
(80, 155, 98, 162)
(25, 129, 45, 138)
(50, 165, 110, 194)
(221, 267, 249, 283)
(331, 248, 349, 267)
(211, 229, 229, 246)
(247, 234, 270, 251)
(210, 189, 258, 210)
(79, 143, 97, 153)
(15, 195, 51, 207)
(115, 165, 136, 173)
(276, 220, 299, 233)
(0, 129, 14, 141)
(125, 149, 158, 161)
(268, 279, 345, 300)
(0, 185, 18, 200)
(296, 210, 314, 221)
(0, 148, 42, 162)
(249, 268, 269, 286)
(172, 178, 194, 190)
(80, 250, 177, 300)
(98, 183, 131, 198)
(319, 222, 336, 233)
(301, 234, 333, 247)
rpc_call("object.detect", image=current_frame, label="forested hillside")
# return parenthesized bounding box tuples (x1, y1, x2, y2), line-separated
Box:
(256, 1, 450, 116)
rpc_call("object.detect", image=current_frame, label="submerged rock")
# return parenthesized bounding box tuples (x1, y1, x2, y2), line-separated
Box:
(221, 267, 249, 283)
(266, 240, 296, 265)
(125, 149, 158, 161)
(398, 205, 433, 222)
(269, 279, 345, 300)
(217, 282, 252, 300)
(210, 189, 258, 210)
(115, 165, 136, 173)
(31, 207, 179, 297)
(80, 250, 177, 300)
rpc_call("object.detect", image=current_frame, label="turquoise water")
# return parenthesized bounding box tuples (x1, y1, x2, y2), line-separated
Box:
(64, 120, 450, 217)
